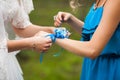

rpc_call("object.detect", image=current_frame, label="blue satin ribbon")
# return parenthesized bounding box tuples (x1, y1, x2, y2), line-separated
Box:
(40, 28, 69, 63)
(40, 34, 56, 63)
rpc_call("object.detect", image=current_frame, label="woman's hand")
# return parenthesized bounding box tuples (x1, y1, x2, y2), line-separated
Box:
(54, 11, 72, 27)
(29, 31, 52, 52)
(54, 11, 84, 34)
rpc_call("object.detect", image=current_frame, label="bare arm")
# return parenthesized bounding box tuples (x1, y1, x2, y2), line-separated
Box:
(7, 24, 54, 52)
(67, 14, 84, 34)
(55, 0, 120, 59)
(54, 12, 84, 34)
(13, 24, 55, 38)
(7, 35, 52, 52)
(7, 38, 31, 52)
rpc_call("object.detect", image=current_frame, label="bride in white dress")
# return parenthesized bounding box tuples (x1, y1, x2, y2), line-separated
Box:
(0, 0, 54, 80)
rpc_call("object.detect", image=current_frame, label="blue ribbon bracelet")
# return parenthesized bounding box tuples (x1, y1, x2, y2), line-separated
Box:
(40, 28, 69, 63)
(40, 34, 56, 63)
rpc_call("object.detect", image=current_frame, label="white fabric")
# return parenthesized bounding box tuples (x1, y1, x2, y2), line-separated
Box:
(0, 0, 34, 80)
(22, 0, 34, 14)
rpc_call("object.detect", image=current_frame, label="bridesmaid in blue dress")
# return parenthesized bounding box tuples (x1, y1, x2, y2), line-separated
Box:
(54, 0, 120, 80)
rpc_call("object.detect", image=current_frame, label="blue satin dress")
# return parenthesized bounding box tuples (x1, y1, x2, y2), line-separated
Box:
(80, 4, 120, 80)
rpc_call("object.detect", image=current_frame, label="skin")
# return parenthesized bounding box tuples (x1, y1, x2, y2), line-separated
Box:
(7, 24, 54, 52)
(54, 0, 120, 59)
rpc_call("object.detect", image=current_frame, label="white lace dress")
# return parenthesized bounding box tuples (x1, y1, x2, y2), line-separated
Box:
(0, 0, 34, 80)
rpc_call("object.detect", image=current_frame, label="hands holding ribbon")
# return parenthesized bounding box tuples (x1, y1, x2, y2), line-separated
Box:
(29, 12, 71, 63)
(33, 28, 70, 52)
(33, 27, 70, 63)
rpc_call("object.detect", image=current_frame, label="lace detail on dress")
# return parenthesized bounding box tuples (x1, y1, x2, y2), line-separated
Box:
(1, 0, 32, 28)
(0, 0, 34, 80)
(22, 0, 34, 14)
(0, 61, 8, 80)
(0, 39, 7, 49)
(11, 6, 32, 28)
(0, 48, 9, 80)
(0, 67, 8, 80)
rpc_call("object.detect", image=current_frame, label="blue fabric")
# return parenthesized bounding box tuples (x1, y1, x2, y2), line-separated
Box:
(80, 4, 120, 80)
(40, 28, 69, 63)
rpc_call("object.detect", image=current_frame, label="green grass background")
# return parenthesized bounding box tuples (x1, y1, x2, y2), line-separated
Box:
(17, 0, 94, 80)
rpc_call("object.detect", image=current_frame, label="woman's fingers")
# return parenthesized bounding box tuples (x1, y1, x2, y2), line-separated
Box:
(54, 21, 61, 27)
(30, 36, 52, 53)
(54, 16, 62, 27)
(54, 12, 72, 27)
(38, 43, 52, 52)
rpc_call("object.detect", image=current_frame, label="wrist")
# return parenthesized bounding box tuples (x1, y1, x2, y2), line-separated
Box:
(50, 27, 56, 33)
(67, 14, 73, 24)
(24, 37, 36, 50)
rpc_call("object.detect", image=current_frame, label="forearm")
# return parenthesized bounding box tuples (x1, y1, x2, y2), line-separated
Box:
(55, 38, 99, 59)
(7, 38, 32, 52)
(67, 15, 84, 34)
(14, 24, 55, 38)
